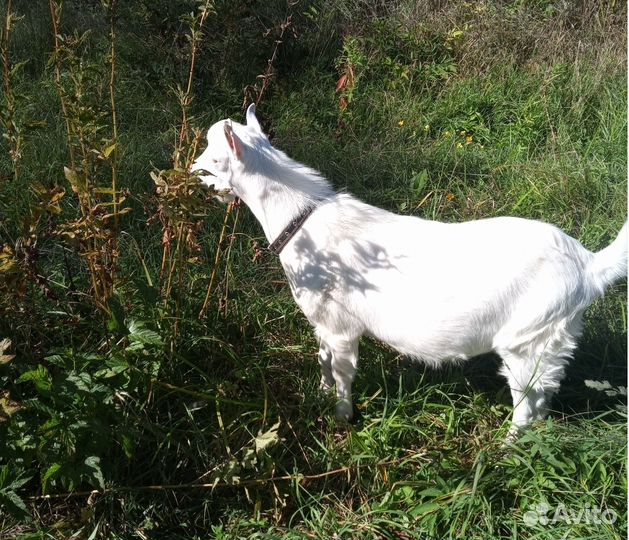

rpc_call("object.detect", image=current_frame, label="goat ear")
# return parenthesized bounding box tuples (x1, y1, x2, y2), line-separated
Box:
(246, 103, 262, 133)
(223, 120, 243, 160)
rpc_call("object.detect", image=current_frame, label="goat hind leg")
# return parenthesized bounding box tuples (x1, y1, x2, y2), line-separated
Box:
(499, 314, 581, 438)
(499, 349, 569, 439)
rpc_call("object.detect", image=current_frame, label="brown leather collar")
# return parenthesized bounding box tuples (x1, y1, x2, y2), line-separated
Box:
(268, 205, 317, 255)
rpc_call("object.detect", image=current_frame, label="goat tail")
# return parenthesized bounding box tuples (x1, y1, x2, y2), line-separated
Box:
(587, 221, 628, 295)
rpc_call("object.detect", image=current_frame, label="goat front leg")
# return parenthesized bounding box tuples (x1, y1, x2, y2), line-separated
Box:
(318, 341, 335, 392)
(328, 337, 359, 421)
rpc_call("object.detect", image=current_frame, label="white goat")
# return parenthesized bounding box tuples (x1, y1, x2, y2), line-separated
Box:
(192, 104, 627, 436)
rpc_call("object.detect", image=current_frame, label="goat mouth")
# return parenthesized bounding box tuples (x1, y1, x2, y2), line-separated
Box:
(191, 168, 214, 178)
(215, 190, 236, 203)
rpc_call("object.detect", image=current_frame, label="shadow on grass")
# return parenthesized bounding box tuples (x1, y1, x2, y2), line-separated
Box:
(357, 313, 627, 424)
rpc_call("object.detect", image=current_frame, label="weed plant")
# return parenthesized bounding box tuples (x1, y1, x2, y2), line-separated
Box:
(0, 1, 626, 538)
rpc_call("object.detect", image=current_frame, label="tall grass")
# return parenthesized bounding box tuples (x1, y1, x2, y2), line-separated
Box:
(0, 1, 626, 538)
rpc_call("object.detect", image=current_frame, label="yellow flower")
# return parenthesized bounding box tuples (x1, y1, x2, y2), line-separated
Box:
(444, 130, 452, 138)
(460, 130, 466, 136)
(466, 135, 473, 145)
(398, 120, 405, 127)
(456, 142, 463, 149)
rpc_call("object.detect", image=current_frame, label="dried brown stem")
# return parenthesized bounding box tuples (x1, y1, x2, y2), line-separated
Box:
(107, 0, 119, 235)
(48, 0, 76, 170)
(1, 0, 22, 180)
(198, 201, 234, 319)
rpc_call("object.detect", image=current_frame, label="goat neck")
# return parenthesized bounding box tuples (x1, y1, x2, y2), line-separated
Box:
(235, 147, 332, 246)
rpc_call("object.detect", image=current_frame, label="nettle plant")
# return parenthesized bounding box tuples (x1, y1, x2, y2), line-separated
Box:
(0, 321, 165, 517)
(0, 1, 63, 307)
(48, 0, 130, 312)
(149, 0, 217, 337)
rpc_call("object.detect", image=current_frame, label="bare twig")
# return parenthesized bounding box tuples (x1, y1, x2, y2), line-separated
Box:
(26, 453, 427, 502)
(198, 200, 234, 319)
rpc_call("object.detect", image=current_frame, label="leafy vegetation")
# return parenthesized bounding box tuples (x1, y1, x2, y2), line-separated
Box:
(0, 0, 626, 538)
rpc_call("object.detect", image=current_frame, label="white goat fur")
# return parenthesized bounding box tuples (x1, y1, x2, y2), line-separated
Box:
(193, 104, 628, 436)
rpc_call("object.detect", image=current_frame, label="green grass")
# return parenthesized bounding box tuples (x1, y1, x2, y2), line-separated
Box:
(0, 1, 626, 538)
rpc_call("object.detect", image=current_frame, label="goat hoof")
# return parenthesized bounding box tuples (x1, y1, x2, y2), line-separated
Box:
(335, 400, 354, 422)
(502, 424, 525, 447)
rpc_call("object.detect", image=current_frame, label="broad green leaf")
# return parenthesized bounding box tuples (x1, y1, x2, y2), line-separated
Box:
(128, 320, 162, 346)
(409, 501, 441, 517)
(410, 169, 428, 193)
(121, 434, 135, 459)
(103, 143, 117, 158)
(418, 487, 443, 497)
(0, 489, 31, 521)
(84, 456, 105, 490)
(17, 365, 52, 395)
(107, 296, 127, 336)
(42, 463, 62, 494)
(0, 466, 8, 488)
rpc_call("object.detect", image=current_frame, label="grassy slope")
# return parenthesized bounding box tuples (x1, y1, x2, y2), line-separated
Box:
(0, 1, 626, 538)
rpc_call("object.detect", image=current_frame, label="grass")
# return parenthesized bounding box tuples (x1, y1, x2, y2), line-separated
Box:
(0, 0, 626, 538)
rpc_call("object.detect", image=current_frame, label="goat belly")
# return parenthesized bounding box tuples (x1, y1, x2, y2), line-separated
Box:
(359, 290, 505, 364)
